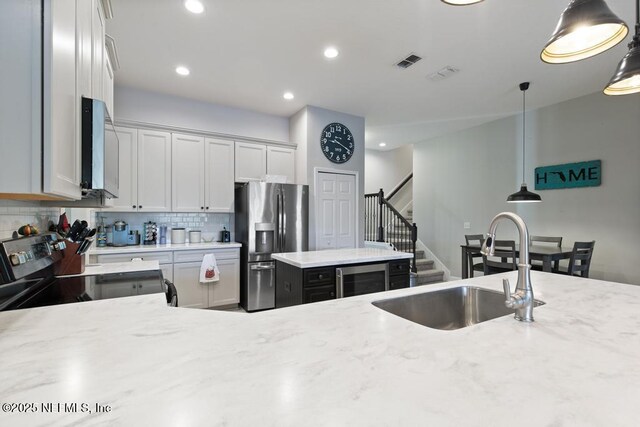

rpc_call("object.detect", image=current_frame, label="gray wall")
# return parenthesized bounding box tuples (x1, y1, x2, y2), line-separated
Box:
(365, 145, 413, 194)
(114, 85, 290, 142)
(290, 106, 366, 249)
(414, 91, 640, 285)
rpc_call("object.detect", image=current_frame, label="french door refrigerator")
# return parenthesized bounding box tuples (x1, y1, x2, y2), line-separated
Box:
(235, 182, 308, 311)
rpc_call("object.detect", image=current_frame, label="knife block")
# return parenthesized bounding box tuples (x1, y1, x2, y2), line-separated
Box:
(53, 241, 86, 276)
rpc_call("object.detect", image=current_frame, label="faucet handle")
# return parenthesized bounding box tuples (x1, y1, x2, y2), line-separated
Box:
(502, 279, 512, 300)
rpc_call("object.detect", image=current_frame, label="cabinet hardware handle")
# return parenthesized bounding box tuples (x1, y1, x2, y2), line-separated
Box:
(132, 205, 136, 208)
(206, 207, 209, 210)
(318, 274, 323, 279)
(201, 206, 204, 210)
(138, 205, 142, 209)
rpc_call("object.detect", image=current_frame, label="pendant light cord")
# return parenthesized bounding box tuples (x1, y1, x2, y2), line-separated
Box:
(522, 86, 526, 184)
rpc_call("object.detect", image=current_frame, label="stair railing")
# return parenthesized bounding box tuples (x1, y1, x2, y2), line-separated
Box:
(364, 188, 417, 273)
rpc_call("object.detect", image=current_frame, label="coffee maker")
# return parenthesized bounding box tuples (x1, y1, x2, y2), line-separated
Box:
(112, 220, 129, 247)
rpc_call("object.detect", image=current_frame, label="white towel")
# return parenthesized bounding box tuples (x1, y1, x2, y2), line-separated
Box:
(200, 254, 220, 283)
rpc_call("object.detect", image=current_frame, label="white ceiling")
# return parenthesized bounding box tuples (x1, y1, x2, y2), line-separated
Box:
(107, 0, 636, 150)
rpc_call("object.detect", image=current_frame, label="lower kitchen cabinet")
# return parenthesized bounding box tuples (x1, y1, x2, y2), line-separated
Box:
(303, 284, 335, 304)
(208, 259, 240, 307)
(172, 261, 208, 309)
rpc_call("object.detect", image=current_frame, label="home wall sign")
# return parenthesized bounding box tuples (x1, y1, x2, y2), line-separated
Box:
(534, 160, 601, 190)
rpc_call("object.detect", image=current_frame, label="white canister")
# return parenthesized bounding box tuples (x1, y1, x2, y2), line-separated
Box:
(189, 230, 201, 244)
(171, 228, 186, 244)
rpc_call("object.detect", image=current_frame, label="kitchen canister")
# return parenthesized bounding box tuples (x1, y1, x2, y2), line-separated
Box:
(189, 230, 201, 243)
(171, 228, 186, 244)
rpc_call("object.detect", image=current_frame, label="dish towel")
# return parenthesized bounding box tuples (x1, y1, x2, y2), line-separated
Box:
(200, 254, 220, 283)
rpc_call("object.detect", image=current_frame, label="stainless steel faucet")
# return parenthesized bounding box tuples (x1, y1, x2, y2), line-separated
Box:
(480, 212, 535, 322)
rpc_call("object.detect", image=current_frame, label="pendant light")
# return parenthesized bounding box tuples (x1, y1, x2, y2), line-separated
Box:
(541, 0, 628, 64)
(441, 0, 484, 5)
(507, 82, 542, 204)
(604, 0, 640, 95)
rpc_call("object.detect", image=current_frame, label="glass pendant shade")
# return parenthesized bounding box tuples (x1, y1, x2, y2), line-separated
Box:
(507, 184, 542, 203)
(541, 0, 628, 64)
(441, 0, 484, 5)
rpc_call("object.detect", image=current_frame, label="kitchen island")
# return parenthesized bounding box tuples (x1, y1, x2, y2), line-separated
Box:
(273, 248, 413, 307)
(1, 271, 639, 426)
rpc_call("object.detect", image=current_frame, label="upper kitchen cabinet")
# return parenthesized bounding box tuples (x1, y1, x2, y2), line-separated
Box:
(267, 146, 295, 183)
(172, 133, 205, 212)
(172, 135, 235, 213)
(235, 142, 296, 183)
(205, 138, 235, 212)
(138, 130, 172, 212)
(106, 126, 138, 211)
(235, 142, 267, 182)
(91, 0, 105, 102)
(0, 0, 112, 200)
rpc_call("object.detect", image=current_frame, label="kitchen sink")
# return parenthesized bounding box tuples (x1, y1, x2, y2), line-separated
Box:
(372, 286, 545, 331)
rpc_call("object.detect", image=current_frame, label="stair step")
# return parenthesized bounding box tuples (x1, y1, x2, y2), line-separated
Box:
(413, 269, 445, 286)
(415, 258, 434, 271)
(415, 250, 426, 259)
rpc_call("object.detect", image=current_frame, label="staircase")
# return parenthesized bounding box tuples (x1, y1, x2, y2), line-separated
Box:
(387, 208, 445, 285)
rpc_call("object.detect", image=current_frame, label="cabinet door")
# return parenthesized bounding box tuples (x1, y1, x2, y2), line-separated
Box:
(266, 146, 295, 183)
(106, 126, 137, 211)
(42, 0, 81, 199)
(208, 258, 240, 308)
(303, 284, 336, 304)
(160, 264, 173, 284)
(205, 138, 235, 212)
(172, 133, 205, 212)
(234, 142, 266, 182)
(172, 262, 208, 309)
(103, 52, 114, 117)
(91, 0, 105, 101)
(137, 129, 172, 211)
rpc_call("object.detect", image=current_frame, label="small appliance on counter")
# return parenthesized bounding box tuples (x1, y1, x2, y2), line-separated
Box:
(112, 220, 129, 247)
(221, 227, 231, 243)
(143, 222, 157, 245)
(159, 225, 167, 245)
(171, 228, 186, 244)
(189, 230, 201, 243)
(126, 230, 140, 246)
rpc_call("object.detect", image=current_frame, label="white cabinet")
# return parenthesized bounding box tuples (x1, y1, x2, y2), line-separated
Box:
(267, 146, 295, 183)
(42, 0, 81, 199)
(159, 264, 173, 284)
(106, 126, 138, 211)
(91, 0, 105, 102)
(172, 261, 208, 309)
(103, 52, 114, 117)
(172, 133, 205, 212)
(208, 258, 240, 308)
(205, 138, 235, 212)
(137, 130, 172, 212)
(235, 142, 267, 182)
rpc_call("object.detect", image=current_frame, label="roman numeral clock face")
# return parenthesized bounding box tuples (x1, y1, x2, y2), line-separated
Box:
(321, 123, 354, 164)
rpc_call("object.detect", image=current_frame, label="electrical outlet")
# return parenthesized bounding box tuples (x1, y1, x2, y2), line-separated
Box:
(463, 222, 471, 229)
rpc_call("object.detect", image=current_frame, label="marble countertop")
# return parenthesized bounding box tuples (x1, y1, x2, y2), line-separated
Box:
(57, 260, 161, 277)
(1, 271, 639, 426)
(272, 247, 413, 268)
(90, 241, 241, 255)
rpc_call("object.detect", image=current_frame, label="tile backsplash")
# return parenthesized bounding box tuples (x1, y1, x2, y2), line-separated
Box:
(0, 201, 61, 240)
(96, 212, 234, 243)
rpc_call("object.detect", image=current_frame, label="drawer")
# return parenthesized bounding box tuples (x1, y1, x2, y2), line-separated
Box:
(96, 251, 173, 264)
(389, 259, 410, 276)
(303, 267, 334, 287)
(389, 275, 410, 290)
(173, 248, 239, 263)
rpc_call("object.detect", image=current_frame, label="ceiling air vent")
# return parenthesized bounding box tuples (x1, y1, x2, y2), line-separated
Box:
(427, 66, 460, 81)
(396, 53, 422, 69)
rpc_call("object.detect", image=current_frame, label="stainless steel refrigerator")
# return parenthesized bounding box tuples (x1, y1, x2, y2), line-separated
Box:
(235, 182, 309, 311)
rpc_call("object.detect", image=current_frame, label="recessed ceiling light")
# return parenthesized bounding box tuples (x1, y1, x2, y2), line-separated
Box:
(184, 0, 204, 14)
(324, 47, 339, 59)
(379, 142, 387, 147)
(175, 66, 190, 76)
(283, 92, 294, 100)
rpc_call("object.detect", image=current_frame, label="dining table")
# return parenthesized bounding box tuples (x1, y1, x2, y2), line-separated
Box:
(460, 244, 574, 279)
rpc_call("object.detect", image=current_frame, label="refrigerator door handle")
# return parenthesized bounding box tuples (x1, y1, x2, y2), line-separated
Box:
(278, 192, 284, 252)
(336, 268, 344, 298)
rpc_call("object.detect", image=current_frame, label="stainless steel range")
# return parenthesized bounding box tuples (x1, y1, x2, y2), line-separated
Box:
(0, 233, 176, 311)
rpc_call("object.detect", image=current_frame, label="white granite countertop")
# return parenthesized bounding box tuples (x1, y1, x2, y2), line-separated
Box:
(89, 241, 241, 255)
(57, 260, 160, 277)
(272, 247, 413, 268)
(1, 271, 639, 426)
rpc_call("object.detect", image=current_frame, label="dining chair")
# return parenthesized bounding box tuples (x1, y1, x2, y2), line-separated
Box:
(530, 235, 562, 271)
(465, 234, 485, 277)
(557, 241, 596, 278)
(482, 240, 517, 275)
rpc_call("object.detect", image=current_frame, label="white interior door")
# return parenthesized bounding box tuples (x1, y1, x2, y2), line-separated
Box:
(316, 172, 356, 250)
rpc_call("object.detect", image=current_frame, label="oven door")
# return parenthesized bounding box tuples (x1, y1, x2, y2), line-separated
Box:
(336, 263, 388, 298)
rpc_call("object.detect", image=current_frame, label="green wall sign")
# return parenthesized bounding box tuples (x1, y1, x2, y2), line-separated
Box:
(535, 160, 601, 190)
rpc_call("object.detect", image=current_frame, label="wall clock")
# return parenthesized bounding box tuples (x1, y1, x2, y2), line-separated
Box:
(320, 122, 354, 164)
